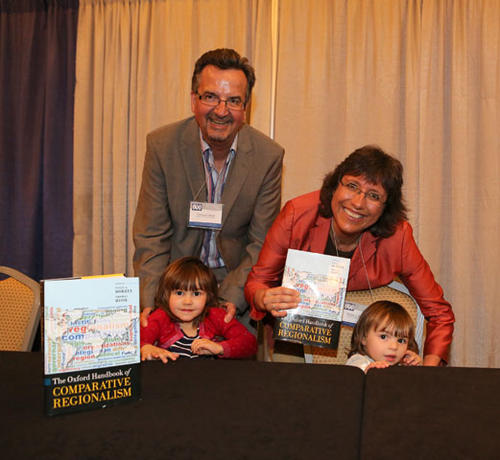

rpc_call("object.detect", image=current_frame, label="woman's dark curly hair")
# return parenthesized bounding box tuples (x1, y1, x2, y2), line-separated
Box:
(318, 145, 407, 238)
(154, 257, 219, 326)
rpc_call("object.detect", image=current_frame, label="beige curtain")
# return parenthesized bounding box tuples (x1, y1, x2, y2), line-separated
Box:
(74, 0, 500, 367)
(73, 0, 274, 276)
(275, 0, 500, 367)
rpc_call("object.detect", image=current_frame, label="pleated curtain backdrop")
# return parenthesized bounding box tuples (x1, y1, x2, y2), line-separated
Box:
(274, 0, 500, 368)
(73, 0, 274, 277)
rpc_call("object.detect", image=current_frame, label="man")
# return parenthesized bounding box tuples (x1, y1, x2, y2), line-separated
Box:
(133, 48, 284, 331)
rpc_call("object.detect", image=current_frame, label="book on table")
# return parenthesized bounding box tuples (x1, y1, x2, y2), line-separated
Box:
(273, 249, 350, 349)
(42, 274, 141, 416)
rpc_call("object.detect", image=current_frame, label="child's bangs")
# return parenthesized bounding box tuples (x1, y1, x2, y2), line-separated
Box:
(170, 264, 209, 292)
(375, 312, 412, 339)
(173, 277, 200, 292)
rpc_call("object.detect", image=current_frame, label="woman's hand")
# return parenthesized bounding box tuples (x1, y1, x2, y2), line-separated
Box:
(191, 338, 224, 356)
(422, 354, 442, 366)
(254, 287, 300, 317)
(401, 350, 422, 366)
(140, 344, 178, 363)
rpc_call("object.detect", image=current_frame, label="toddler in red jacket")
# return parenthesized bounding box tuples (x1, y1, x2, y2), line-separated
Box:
(140, 257, 257, 362)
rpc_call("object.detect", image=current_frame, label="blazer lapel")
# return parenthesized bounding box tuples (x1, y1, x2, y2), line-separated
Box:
(307, 217, 330, 253)
(179, 119, 206, 200)
(220, 127, 252, 224)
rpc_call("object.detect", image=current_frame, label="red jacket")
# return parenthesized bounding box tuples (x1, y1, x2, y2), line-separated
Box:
(244, 191, 454, 362)
(140, 307, 257, 359)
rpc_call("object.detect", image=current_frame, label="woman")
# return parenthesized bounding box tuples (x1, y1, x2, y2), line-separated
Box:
(244, 146, 454, 366)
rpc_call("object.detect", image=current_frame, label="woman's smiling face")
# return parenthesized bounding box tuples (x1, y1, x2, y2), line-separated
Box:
(330, 174, 387, 244)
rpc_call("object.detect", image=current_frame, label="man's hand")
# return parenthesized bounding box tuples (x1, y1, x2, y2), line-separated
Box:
(140, 344, 179, 363)
(140, 307, 153, 327)
(219, 301, 237, 323)
(191, 338, 224, 356)
(254, 287, 300, 317)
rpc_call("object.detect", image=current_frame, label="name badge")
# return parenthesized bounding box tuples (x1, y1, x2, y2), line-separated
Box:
(188, 201, 223, 230)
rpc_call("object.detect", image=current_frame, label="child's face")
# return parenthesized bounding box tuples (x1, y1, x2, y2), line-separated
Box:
(361, 324, 408, 365)
(169, 289, 207, 324)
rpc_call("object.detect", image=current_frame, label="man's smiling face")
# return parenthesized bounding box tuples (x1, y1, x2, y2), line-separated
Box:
(191, 65, 247, 150)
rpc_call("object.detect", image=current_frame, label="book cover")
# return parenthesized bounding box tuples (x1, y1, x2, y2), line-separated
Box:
(43, 276, 141, 416)
(273, 249, 350, 349)
(341, 300, 369, 327)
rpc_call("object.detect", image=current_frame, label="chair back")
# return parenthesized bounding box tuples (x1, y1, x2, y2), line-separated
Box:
(0, 266, 41, 351)
(304, 281, 425, 365)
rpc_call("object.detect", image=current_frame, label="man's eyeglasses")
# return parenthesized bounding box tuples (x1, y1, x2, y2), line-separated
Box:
(340, 180, 386, 205)
(195, 91, 246, 111)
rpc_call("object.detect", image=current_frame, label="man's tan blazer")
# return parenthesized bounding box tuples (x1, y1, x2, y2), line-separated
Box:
(133, 117, 284, 318)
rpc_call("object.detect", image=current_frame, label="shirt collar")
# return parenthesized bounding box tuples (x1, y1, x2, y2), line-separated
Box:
(199, 130, 238, 157)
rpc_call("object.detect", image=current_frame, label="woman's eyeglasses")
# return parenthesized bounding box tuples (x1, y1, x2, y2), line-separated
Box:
(340, 180, 386, 205)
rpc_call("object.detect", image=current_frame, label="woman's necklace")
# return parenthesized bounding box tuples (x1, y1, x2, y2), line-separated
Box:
(330, 218, 374, 301)
(329, 219, 340, 257)
(329, 219, 360, 255)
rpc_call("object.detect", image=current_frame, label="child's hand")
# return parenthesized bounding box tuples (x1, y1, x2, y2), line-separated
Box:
(401, 350, 422, 366)
(141, 344, 178, 364)
(191, 338, 224, 356)
(365, 361, 390, 372)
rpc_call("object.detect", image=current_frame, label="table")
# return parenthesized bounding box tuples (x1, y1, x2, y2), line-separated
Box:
(2, 352, 499, 459)
(1, 352, 364, 459)
(360, 365, 500, 459)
